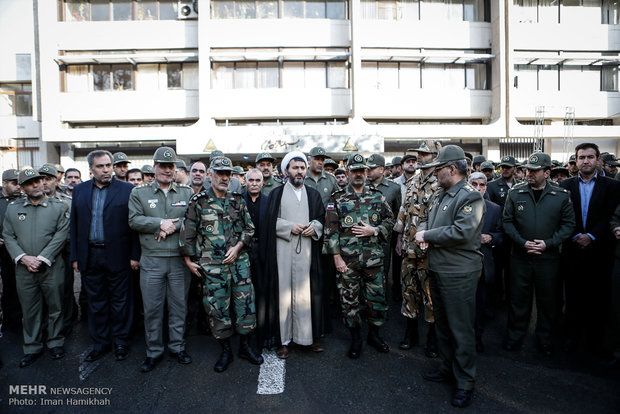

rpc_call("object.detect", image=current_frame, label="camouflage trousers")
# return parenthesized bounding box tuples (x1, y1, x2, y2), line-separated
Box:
(401, 256, 434, 323)
(337, 265, 387, 328)
(202, 252, 256, 340)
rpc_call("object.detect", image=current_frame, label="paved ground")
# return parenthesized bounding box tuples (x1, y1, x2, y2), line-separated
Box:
(1, 298, 619, 413)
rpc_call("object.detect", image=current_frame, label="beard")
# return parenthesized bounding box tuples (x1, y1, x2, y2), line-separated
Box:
(291, 174, 304, 188)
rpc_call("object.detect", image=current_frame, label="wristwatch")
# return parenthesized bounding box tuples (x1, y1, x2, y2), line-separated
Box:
(373, 227, 379, 237)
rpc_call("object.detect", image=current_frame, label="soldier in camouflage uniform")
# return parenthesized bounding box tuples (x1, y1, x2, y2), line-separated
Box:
(393, 141, 440, 357)
(324, 154, 394, 359)
(180, 156, 263, 373)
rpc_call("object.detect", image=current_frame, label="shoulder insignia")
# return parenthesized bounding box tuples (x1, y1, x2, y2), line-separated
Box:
(326, 202, 335, 211)
(191, 190, 209, 202)
(136, 183, 150, 189)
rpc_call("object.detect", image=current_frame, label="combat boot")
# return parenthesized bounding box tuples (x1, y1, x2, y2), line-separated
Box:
(214, 338, 233, 373)
(347, 327, 363, 359)
(399, 317, 419, 350)
(367, 325, 390, 353)
(425, 322, 438, 358)
(239, 335, 264, 365)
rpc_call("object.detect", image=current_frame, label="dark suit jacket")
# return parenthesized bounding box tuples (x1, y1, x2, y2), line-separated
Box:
(243, 191, 268, 238)
(70, 178, 140, 273)
(481, 199, 503, 283)
(559, 175, 620, 254)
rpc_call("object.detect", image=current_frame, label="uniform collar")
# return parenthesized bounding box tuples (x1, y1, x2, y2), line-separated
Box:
(346, 184, 369, 196)
(445, 179, 468, 197)
(152, 181, 178, 193)
(23, 195, 50, 207)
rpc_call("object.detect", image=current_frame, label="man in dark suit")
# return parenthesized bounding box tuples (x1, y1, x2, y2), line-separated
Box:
(70, 150, 140, 362)
(243, 169, 268, 285)
(560, 143, 620, 361)
(468, 173, 503, 353)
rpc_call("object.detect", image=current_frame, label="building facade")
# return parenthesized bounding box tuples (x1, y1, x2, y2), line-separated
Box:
(2, 0, 619, 170)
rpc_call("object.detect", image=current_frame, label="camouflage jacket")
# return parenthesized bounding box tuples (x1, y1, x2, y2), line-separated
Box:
(394, 171, 438, 258)
(323, 185, 394, 268)
(179, 188, 254, 265)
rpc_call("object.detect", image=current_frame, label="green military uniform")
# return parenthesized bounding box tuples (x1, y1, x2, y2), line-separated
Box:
(256, 152, 283, 196)
(304, 170, 339, 208)
(2, 169, 70, 355)
(394, 170, 438, 321)
(419, 146, 485, 393)
(128, 147, 194, 359)
(324, 184, 394, 329)
(179, 186, 256, 340)
(502, 153, 575, 349)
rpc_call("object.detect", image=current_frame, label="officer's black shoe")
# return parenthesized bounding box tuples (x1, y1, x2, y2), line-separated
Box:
(425, 323, 439, 358)
(367, 326, 390, 353)
(536, 342, 554, 358)
(85, 347, 110, 362)
(502, 339, 521, 352)
(49, 347, 65, 360)
(347, 327, 362, 359)
(422, 370, 454, 383)
(214, 339, 233, 372)
(170, 350, 192, 364)
(399, 318, 419, 350)
(238, 335, 263, 365)
(451, 388, 474, 408)
(19, 350, 43, 368)
(140, 355, 163, 373)
(114, 345, 129, 361)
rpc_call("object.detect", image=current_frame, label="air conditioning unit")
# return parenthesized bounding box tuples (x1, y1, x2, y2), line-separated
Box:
(178, 0, 198, 20)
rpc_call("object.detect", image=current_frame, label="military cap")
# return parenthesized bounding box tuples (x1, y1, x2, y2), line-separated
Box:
(385, 161, 393, 168)
(550, 166, 569, 179)
(324, 158, 339, 168)
(233, 166, 246, 175)
(211, 156, 234, 172)
(112, 152, 131, 165)
(141, 164, 154, 175)
(391, 156, 402, 166)
(480, 161, 495, 171)
(38, 164, 58, 178)
(210, 150, 224, 158)
(601, 153, 620, 166)
(567, 154, 576, 163)
(499, 155, 517, 167)
(2, 169, 19, 182)
(473, 155, 486, 165)
(309, 147, 327, 158)
(153, 147, 177, 164)
(426, 145, 466, 168)
(18, 168, 42, 185)
(347, 154, 369, 171)
(524, 152, 552, 170)
(176, 159, 188, 171)
(367, 154, 385, 168)
(411, 140, 441, 155)
(401, 154, 417, 164)
(55, 164, 65, 173)
(256, 152, 275, 163)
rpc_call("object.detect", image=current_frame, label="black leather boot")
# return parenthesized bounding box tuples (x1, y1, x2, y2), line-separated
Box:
(347, 327, 362, 359)
(399, 318, 419, 350)
(425, 322, 438, 358)
(214, 338, 233, 373)
(239, 335, 264, 365)
(367, 325, 390, 353)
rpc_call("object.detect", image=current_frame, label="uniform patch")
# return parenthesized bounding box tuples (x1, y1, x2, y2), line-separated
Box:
(172, 201, 187, 207)
(205, 224, 214, 233)
(463, 205, 473, 215)
(327, 202, 335, 210)
(324, 188, 329, 193)
(344, 215, 354, 225)
(442, 205, 447, 211)
(517, 205, 524, 211)
(370, 212, 379, 224)
(149, 203, 156, 209)
(18, 213, 26, 221)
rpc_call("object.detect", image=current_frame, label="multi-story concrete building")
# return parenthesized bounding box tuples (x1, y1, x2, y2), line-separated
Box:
(3, 0, 619, 170)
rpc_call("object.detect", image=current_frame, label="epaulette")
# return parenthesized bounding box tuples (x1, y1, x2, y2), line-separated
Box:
(136, 183, 150, 189)
(177, 184, 191, 189)
(463, 184, 475, 192)
(190, 190, 209, 202)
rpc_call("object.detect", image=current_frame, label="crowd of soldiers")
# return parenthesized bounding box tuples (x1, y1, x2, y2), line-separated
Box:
(0, 141, 620, 409)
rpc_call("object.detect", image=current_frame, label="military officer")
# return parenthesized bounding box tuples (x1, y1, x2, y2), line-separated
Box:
(0, 169, 22, 329)
(141, 165, 155, 183)
(112, 152, 131, 182)
(324, 158, 339, 174)
(393, 141, 440, 357)
(304, 146, 339, 207)
(415, 145, 485, 408)
(3, 168, 70, 367)
(324, 154, 394, 359)
(256, 152, 283, 195)
(39, 164, 75, 334)
(180, 156, 263, 372)
(502, 153, 575, 356)
(129, 147, 194, 373)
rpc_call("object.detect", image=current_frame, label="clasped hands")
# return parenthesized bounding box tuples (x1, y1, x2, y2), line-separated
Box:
(291, 223, 315, 237)
(156, 218, 179, 242)
(524, 239, 546, 255)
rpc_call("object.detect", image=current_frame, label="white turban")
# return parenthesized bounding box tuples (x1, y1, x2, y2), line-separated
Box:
(280, 150, 307, 175)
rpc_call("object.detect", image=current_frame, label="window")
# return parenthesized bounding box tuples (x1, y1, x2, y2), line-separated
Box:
(212, 61, 348, 88)
(0, 83, 33, 116)
(361, 0, 487, 21)
(61, 0, 179, 21)
(211, 0, 348, 18)
(16, 139, 41, 170)
(602, 66, 619, 91)
(603, 0, 620, 24)
(465, 63, 487, 90)
(92, 64, 133, 91)
(514, 64, 562, 91)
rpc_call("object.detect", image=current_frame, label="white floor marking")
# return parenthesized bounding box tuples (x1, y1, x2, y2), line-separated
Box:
(78, 349, 103, 381)
(257, 350, 286, 395)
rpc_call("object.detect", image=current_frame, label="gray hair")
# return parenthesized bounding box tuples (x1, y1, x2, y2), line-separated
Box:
(86, 150, 113, 168)
(245, 168, 262, 179)
(446, 159, 468, 176)
(468, 172, 487, 183)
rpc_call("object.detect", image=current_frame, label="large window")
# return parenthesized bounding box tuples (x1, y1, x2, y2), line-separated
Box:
(602, 66, 619, 91)
(212, 61, 348, 88)
(211, 0, 348, 18)
(515, 0, 610, 24)
(361, 0, 487, 21)
(514, 64, 618, 92)
(603, 0, 620, 24)
(16, 139, 41, 170)
(61, 0, 178, 21)
(93, 64, 133, 91)
(0, 83, 33, 117)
